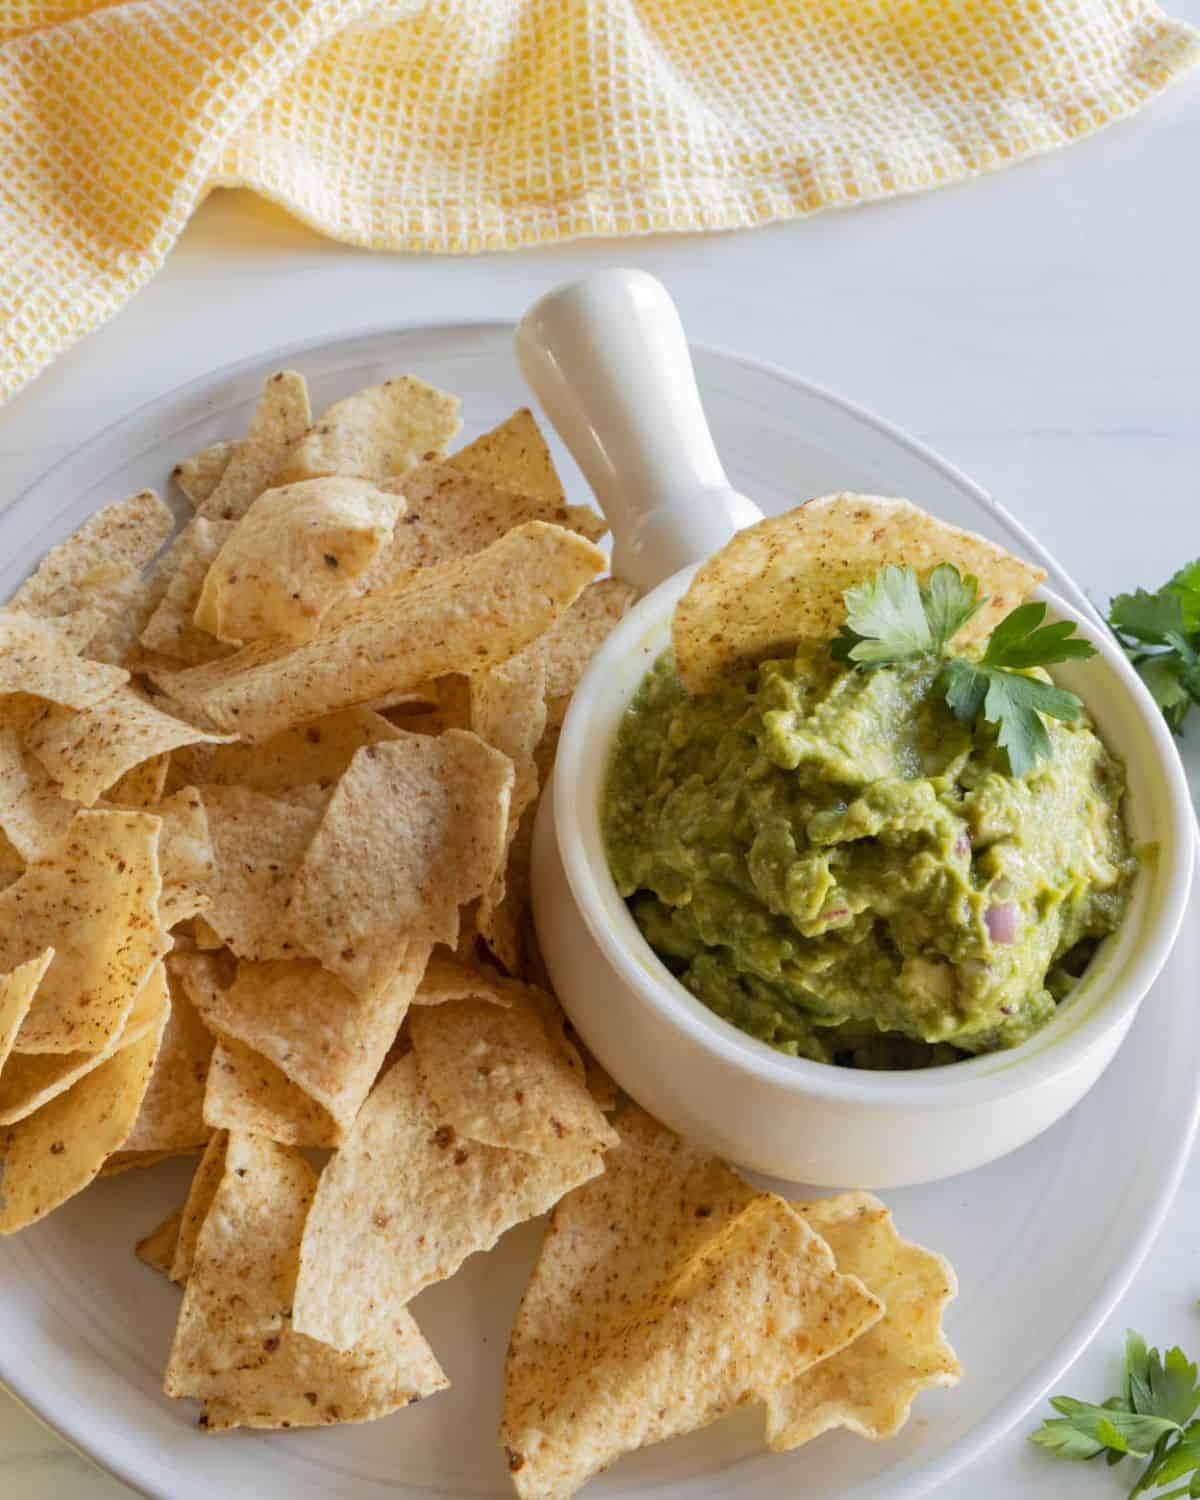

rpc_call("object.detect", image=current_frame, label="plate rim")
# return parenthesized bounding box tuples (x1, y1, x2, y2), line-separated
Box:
(1, 317, 1195, 1500)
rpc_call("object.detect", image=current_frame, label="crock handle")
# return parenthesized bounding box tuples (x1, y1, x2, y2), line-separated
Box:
(515, 269, 763, 594)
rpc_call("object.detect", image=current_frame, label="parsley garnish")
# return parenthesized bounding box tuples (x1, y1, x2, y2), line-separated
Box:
(832, 563, 1096, 778)
(1030, 1330, 1200, 1497)
(1109, 561, 1200, 735)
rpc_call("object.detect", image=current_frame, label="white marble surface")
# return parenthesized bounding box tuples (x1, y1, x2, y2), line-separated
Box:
(1, 10, 1198, 1492)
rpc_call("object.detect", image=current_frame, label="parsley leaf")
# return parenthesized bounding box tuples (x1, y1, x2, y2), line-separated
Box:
(836, 565, 933, 666)
(1109, 560, 1200, 735)
(1031, 1330, 1200, 1497)
(831, 563, 1095, 777)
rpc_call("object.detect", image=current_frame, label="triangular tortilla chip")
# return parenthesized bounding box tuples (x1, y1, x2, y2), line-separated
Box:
(6, 489, 174, 644)
(766, 1192, 961, 1448)
(288, 733, 512, 995)
(448, 409, 565, 503)
(1, 810, 167, 1054)
(0, 1001, 168, 1233)
(326, 460, 606, 624)
(292, 1054, 603, 1351)
(0, 951, 54, 1076)
(137, 1204, 184, 1277)
(203, 1037, 342, 1147)
(164, 1131, 448, 1429)
(170, 1130, 228, 1284)
(26, 687, 230, 807)
(137, 518, 236, 665)
(121, 960, 215, 1153)
(275, 376, 459, 487)
(196, 371, 312, 523)
(0, 722, 77, 863)
(199, 786, 320, 961)
(500, 1105, 883, 1497)
(541, 577, 638, 725)
(410, 983, 617, 1159)
(673, 495, 1046, 693)
(0, 612, 129, 708)
(195, 479, 404, 645)
(0, 960, 168, 1125)
(143, 787, 214, 929)
(203, 706, 401, 795)
(190, 946, 428, 1135)
(173, 442, 234, 507)
(151, 522, 606, 741)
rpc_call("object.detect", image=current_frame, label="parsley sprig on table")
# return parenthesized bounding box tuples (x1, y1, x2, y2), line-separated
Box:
(1030, 1330, 1200, 1497)
(1109, 561, 1200, 735)
(831, 563, 1096, 777)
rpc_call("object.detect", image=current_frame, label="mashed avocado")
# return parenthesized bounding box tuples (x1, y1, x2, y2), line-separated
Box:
(602, 646, 1134, 1069)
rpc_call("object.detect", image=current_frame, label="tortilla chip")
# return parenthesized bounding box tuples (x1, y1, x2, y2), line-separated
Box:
(191, 916, 225, 951)
(173, 442, 234, 507)
(194, 479, 405, 645)
(204, 708, 402, 799)
(203, 1036, 342, 1147)
(500, 1105, 883, 1497)
(138, 518, 236, 665)
(0, 810, 166, 1054)
(0, 951, 54, 1076)
(6, 489, 174, 640)
(292, 1053, 603, 1351)
(410, 983, 617, 1160)
(121, 960, 215, 1153)
(152, 521, 606, 741)
(0, 1002, 168, 1234)
(451, 408, 562, 494)
(144, 787, 213, 928)
(674, 495, 1046, 694)
(276, 377, 460, 487)
(0, 959, 168, 1126)
(82, 574, 171, 671)
(0, 612, 129, 708)
(170, 1130, 228, 1284)
(0, 722, 78, 862)
(25, 687, 230, 808)
(470, 645, 547, 778)
(197, 371, 312, 524)
(199, 786, 320, 961)
(477, 786, 537, 978)
(191, 943, 427, 1134)
(414, 945, 511, 1006)
(165, 1130, 448, 1429)
(328, 461, 606, 624)
(288, 732, 512, 995)
(107, 752, 170, 808)
(137, 1204, 184, 1276)
(542, 578, 638, 725)
(766, 1192, 960, 1448)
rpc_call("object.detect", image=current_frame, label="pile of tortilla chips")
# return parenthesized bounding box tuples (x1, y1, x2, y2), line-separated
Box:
(0, 373, 960, 1493)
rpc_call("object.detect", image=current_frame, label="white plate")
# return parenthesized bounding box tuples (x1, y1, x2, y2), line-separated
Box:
(0, 324, 1195, 1500)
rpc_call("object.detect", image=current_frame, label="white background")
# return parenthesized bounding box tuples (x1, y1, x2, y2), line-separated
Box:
(1, 9, 1198, 1494)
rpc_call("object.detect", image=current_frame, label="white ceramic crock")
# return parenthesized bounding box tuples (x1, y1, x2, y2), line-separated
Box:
(519, 270, 1195, 1189)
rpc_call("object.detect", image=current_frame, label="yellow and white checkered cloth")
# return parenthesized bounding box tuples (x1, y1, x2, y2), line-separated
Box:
(1, 0, 1196, 404)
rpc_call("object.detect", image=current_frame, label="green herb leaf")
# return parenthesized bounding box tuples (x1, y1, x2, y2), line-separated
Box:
(1110, 587, 1188, 647)
(1138, 1347, 1200, 1427)
(937, 656, 1084, 778)
(982, 600, 1098, 671)
(1046, 1397, 1178, 1458)
(923, 563, 985, 650)
(1108, 561, 1200, 736)
(1029, 1416, 1108, 1461)
(839, 565, 933, 667)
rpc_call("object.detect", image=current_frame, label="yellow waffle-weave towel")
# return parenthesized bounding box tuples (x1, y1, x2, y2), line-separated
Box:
(1, 0, 1196, 403)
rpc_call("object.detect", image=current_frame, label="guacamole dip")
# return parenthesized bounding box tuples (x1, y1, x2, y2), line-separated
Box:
(602, 646, 1134, 1069)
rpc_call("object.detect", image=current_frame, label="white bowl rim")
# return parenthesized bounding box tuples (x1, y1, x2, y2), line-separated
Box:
(554, 569, 1196, 1106)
